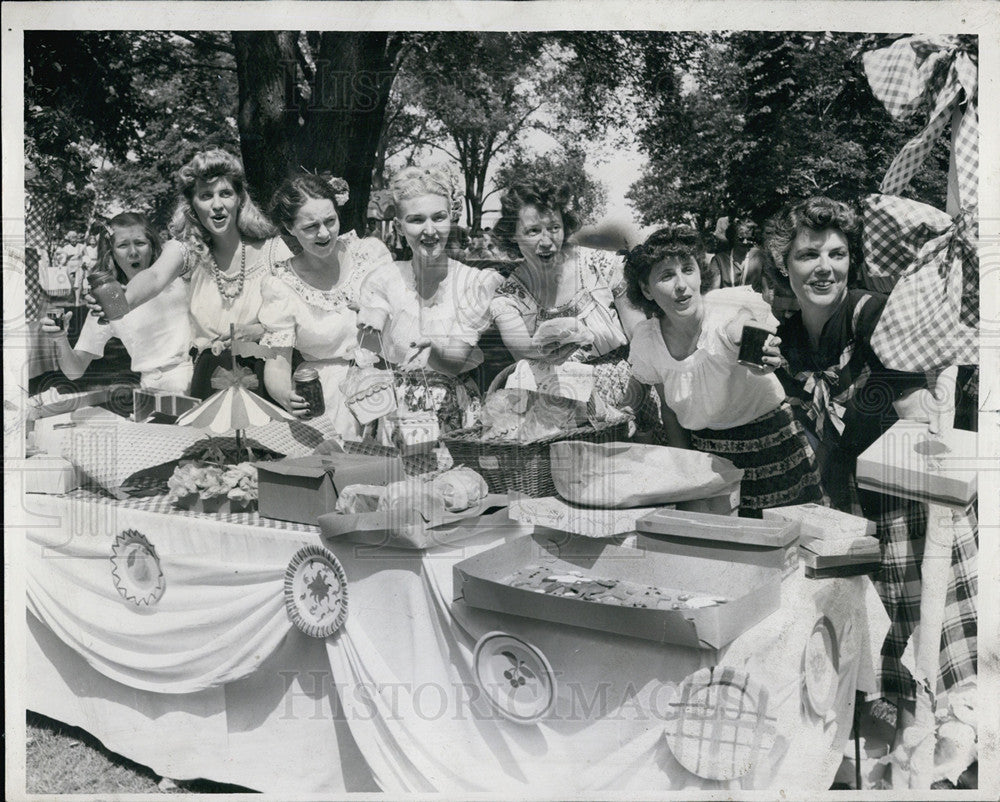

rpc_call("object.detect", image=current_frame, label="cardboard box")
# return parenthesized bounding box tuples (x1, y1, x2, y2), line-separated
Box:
(634, 508, 800, 574)
(453, 532, 781, 650)
(856, 421, 977, 506)
(256, 453, 403, 525)
(800, 536, 881, 572)
(20, 455, 79, 495)
(763, 503, 875, 546)
(133, 388, 200, 423)
(319, 495, 513, 550)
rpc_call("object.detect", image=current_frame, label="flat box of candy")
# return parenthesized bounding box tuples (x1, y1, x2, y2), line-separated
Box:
(856, 421, 977, 506)
(132, 388, 200, 423)
(453, 532, 780, 649)
(256, 453, 403, 525)
(634, 508, 800, 575)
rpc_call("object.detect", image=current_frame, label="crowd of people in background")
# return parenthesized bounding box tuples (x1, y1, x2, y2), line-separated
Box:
(37, 146, 976, 758)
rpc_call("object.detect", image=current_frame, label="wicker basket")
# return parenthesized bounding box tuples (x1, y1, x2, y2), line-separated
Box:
(342, 438, 439, 476)
(442, 419, 629, 498)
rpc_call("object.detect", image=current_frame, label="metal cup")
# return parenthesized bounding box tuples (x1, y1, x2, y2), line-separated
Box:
(737, 324, 770, 369)
(47, 306, 67, 331)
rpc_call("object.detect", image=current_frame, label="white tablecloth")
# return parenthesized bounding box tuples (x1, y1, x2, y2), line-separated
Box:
(24, 491, 888, 794)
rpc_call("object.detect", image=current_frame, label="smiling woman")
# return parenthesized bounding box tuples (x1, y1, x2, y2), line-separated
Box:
(258, 172, 393, 437)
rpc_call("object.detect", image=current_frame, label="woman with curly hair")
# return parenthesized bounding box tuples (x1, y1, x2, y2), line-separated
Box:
(87, 149, 290, 399)
(356, 166, 503, 437)
(42, 212, 193, 392)
(624, 224, 824, 517)
(489, 178, 647, 418)
(764, 196, 976, 740)
(259, 173, 393, 436)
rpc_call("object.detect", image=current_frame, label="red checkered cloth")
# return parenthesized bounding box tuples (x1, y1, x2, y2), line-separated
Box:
(869, 208, 978, 371)
(863, 36, 978, 210)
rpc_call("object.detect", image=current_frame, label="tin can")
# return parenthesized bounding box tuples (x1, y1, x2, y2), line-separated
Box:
(737, 324, 770, 369)
(47, 306, 67, 331)
(293, 366, 325, 418)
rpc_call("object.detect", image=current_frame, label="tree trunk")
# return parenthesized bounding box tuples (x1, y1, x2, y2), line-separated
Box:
(233, 31, 404, 234)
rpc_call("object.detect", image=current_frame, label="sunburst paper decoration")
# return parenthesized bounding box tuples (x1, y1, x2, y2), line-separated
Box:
(110, 529, 166, 606)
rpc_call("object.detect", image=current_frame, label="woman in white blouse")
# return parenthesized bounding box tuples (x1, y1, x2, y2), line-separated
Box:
(42, 212, 193, 392)
(357, 166, 503, 435)
(86, 149, 290, 399)
(260, 173, 393, 437)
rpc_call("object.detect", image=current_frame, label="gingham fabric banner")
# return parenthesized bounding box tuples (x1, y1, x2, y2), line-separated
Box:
(870, 209, 978, 372)
(860, 194, 953, 294)
(863, 36, 978, 210)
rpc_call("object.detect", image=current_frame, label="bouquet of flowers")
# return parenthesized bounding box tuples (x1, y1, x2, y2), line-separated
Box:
(167, 460, 259, 513)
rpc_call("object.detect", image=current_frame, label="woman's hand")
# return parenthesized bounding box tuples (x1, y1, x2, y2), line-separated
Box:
(276, 389, 312, 418)
(83, 292, 111, 325)
(536, 340, 580, 363)
(745, 335, 783, 376)
(40, 310, 72, 337)
(233, 322, 265, 343)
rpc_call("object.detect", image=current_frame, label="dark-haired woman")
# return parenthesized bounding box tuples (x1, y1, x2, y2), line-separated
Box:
(42, 212, 193, 392)
(86, 149, 291, 399)
(764, 196, 977, 739)
(260, 173, 393, 437)
(623, 224, 824, 517)
(489, 178, 646, 415)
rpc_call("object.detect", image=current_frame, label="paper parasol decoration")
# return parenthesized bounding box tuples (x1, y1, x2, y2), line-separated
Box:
(175, 383, 295, 434)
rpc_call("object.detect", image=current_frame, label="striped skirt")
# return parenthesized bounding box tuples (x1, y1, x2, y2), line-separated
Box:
(690, 402, 826, 517)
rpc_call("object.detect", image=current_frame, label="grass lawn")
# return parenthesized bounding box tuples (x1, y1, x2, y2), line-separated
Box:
(25, 712, 255, 794)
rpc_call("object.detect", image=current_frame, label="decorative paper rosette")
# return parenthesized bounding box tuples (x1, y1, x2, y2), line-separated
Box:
(473, 631, 556, 724)
(283, 545, 349, 638)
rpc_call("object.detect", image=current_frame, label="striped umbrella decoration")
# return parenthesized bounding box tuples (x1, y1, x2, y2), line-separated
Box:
(174, 383, 295, 434)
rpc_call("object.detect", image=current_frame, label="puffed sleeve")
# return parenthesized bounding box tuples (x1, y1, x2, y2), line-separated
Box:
(627, 318, 665, 385)
(356, 261, 396, 330)
(450, 265, 502, 345)
(582, 247, 626, 305)
(257, 274, 298, 349)
(344, 236, 394, 307)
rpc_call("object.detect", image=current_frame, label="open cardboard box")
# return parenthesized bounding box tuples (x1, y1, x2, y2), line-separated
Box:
(256, 453, 403, 525)
(319, 494, 512, 550)
(453, 532, 781, 649)
(634, 508, 799, 574)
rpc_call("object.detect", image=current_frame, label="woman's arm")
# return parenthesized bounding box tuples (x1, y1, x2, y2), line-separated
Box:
(124, 240, 187, 308)
(41, 311, 97, 380)
(492, 306, 578, 362)
(655, 386, 691, 448)
(426, 337, 478, 377)
(263, 348, 310, 417)
(612, 292, 647, 340)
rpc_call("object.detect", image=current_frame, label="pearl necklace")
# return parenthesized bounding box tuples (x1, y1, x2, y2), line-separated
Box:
(213, 241, 246, 303)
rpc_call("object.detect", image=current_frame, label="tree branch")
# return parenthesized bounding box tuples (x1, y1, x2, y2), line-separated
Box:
(174, 31, 235, 57)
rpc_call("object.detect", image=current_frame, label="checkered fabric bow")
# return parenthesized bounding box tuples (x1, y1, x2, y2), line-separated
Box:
(870, 208, 978, 372)
(863, 35, 978, 209)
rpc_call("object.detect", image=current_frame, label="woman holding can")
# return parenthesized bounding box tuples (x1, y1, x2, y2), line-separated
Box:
(41, 212, 193, 392)
(259, 173, 393, 436)
(85, 149, 290, 400)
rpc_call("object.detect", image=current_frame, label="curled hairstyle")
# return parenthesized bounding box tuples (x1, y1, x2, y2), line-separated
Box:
(762, 196, 860, 293)
(96, 212, 163, 286)
(168, 149, 276, 272)
(269, 173, 345, 233)
(623, 224, 712, 319)
(493, 178, 581, 259)
(390, 166, 454, 212)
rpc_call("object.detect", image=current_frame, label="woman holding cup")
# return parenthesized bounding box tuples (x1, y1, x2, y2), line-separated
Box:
(764, 197, 976, 737)
(42, 212, 193, 393)
(623, 224, 825, 517)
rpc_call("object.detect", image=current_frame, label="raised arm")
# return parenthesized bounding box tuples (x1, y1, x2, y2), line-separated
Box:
(123, 240, 187, 308)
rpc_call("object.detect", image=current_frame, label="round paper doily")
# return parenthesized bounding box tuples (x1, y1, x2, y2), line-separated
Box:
(283, 545, 349, 638)
(473, 631, 556, 724)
